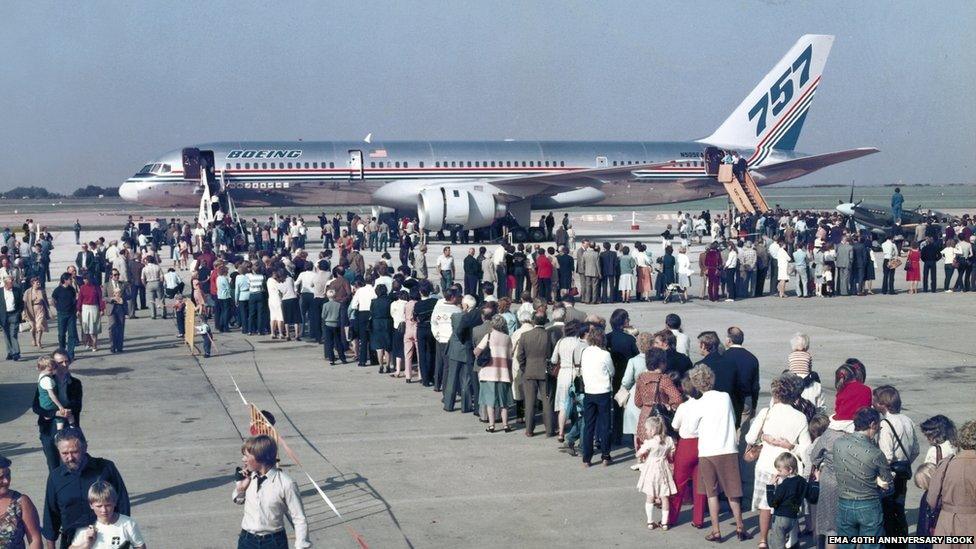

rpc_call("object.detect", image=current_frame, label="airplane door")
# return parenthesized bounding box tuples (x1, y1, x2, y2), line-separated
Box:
(596, 156, 608, 168)
(348, 150, 364, 180)
(704, 146, 722, 176)
(182, 148, 201, 180)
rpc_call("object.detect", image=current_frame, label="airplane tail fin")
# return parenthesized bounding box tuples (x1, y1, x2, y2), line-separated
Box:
(699, 34, 834, 159)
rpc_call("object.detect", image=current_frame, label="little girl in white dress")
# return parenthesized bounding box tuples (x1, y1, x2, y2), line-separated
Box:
(636, 416, 677, 530)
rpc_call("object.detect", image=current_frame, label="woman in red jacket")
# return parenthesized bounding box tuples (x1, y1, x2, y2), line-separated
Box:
(703, 243, 722, 302)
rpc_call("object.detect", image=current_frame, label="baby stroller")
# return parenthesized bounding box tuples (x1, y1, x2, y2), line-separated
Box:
(662, 282, 687, 304)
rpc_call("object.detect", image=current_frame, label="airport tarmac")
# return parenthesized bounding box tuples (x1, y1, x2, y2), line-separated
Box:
(1, 224, 974, 548)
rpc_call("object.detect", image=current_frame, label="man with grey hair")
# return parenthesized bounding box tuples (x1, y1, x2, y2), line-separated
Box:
(443, 294, 481, 413)
(413, 244, 429, 280)
(0, 276, 23, 361)
(42, 429, 130, 549)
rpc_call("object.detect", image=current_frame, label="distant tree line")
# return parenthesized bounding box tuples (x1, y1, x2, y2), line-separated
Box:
(0, 185, 119, 199)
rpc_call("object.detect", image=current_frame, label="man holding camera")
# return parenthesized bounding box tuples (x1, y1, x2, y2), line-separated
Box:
(232, 435, 310, 548)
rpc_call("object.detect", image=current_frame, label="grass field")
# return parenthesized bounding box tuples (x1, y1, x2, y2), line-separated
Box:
(0, 184, 972, 229)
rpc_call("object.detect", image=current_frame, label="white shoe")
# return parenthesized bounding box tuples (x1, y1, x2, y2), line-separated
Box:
(724, 298, 734, 302)
(946, 289, 953, 293)
(630, 463, 641, 471)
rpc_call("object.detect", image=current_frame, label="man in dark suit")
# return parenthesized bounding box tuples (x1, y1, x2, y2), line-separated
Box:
(556, 246, 574, 299)
(0, 276, 24, 361)
(515, 311, 554, 437)
(607, 310, 639, 445)
(443, 295, 481, 413)
(75, 243, 95, 275)
(598, 242, 617, 303)
(694, 331, 747, 428)
(722, 327, 761, 429)
(32, 349, 83, 470)
(851, 236, 869, 295)
(413, 281, 439, 387)
(462, 248, 482, 297)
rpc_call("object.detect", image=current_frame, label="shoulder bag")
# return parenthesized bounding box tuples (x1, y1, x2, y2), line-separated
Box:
(572, 345, 585, 395)
(744, 405, 771, 462)
(475, 332, 492, 368)
(883, 418, 914, 479)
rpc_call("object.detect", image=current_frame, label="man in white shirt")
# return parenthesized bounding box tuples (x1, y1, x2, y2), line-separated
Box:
(436, 247, 455, 295)
(491, 244, 508, 297)
(232, 435, 310, 548)
(350, 277, 377, 366)
(880, 235, 898, 295)
(295, 266, 317, 339)
(431, 289, 461, 392)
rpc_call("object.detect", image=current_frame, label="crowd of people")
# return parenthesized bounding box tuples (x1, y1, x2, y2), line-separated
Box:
(1, 207, 975, 548)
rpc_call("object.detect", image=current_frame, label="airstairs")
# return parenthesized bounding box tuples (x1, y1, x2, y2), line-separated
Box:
(196, 167, 246, 239)
(717, 164, 769, 214)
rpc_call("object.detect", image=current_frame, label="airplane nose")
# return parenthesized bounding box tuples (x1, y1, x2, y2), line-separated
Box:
(836, 203, 854, 216)
(119, 181, 139, 202)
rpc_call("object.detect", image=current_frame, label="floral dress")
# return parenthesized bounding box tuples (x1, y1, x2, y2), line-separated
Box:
(0, 491, 26, 549)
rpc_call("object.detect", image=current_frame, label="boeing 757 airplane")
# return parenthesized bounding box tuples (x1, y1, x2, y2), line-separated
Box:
(120, 34, 877, 241)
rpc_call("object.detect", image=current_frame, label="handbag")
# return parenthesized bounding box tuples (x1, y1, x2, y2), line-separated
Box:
(804, 467, 821, 504)
(475, 333, 492, 368)
(926, 455, 955, 535)
(744, 406, 771, 462)
(614, 386, 630, 408)
(887, 258, 902, 270)
(648, 377, 676, 435)
(883, 418, 914, 479)
(571, 346, 584, 395)
(19, 321, 32, 333)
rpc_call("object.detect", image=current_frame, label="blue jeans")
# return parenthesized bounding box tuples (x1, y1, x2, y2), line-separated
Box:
(237, 530, 287, 549)
(836, 498, 883, 549)
(564, 388, 585, 445)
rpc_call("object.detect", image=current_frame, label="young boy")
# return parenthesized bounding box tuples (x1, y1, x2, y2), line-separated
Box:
(69, 481, 145, 549)
(765, 452, 808, 549)
(196, 321, 214, 358)
(36, 356, 69, 430)
(173, 294, 186, 339)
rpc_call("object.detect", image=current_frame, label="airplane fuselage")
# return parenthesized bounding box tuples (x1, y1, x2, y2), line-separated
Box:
(120, 139, 799, 210)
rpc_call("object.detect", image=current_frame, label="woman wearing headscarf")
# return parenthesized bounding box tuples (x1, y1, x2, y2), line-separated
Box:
(808, 363, 874, 549)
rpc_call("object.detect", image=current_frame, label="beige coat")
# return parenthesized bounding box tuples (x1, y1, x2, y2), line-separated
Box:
(927, 449, 976, 547)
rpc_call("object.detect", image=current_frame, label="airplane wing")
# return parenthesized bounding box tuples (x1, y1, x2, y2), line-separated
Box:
(753, 148, 879, 184)
(485, 160, 680, 199)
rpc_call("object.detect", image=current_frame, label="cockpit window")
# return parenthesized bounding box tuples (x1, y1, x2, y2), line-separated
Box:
(139, 164, 153, 174)
(160, 164, 171, 173)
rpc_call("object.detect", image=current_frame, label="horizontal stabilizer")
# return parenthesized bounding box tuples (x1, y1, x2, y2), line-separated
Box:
(753, 148, 879, 184)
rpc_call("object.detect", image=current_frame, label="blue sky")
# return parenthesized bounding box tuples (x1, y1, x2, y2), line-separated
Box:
(0, 1, 972, 192)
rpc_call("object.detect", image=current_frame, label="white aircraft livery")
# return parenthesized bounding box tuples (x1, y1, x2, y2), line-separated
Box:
(120, 34, 877, 238)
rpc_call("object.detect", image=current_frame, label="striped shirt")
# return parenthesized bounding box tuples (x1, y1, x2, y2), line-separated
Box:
(788, 350, 812, 376)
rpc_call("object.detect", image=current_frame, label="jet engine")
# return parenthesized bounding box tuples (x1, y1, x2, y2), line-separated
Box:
(417, 187, 506, 231)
